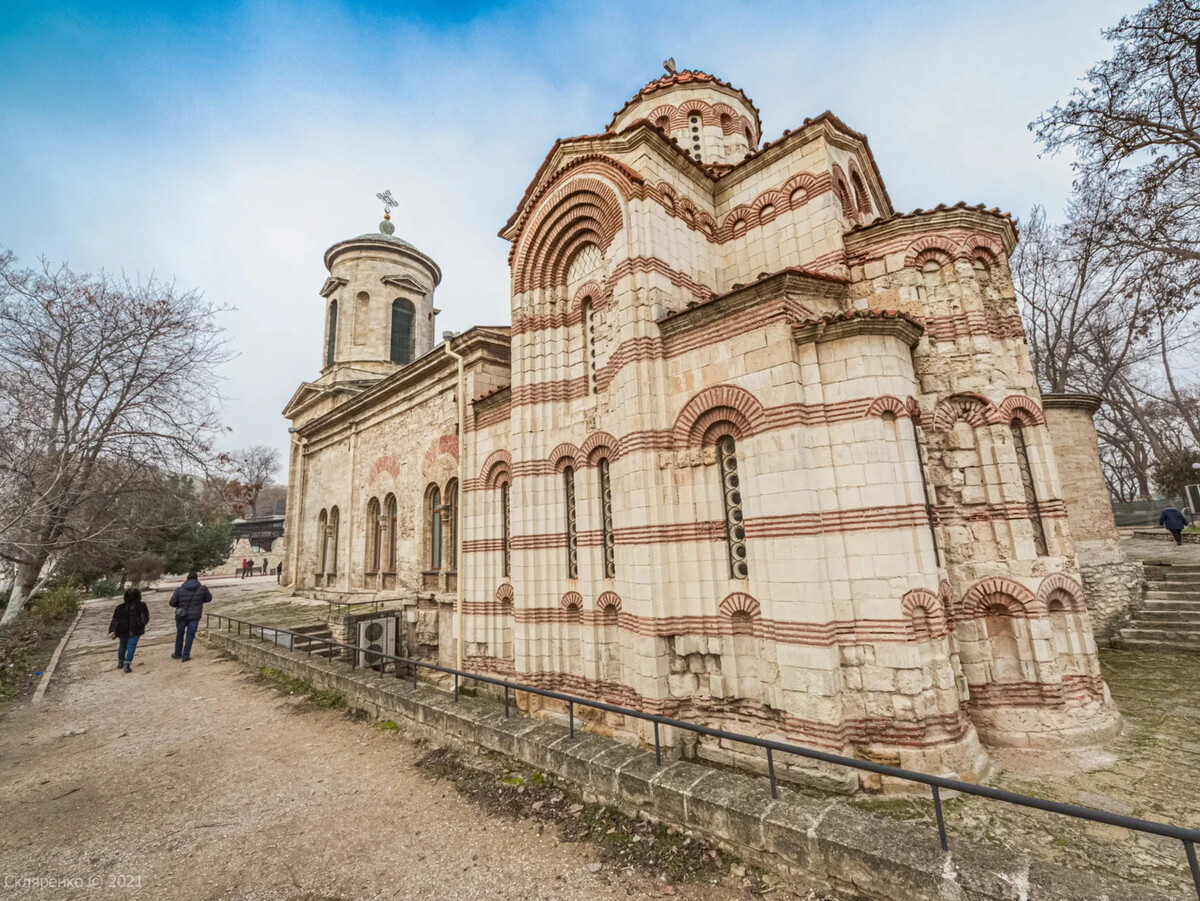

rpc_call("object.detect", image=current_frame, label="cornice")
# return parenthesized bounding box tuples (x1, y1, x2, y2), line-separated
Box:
(318, 276, 347, 298)
(657, 267, 849, 340)
(1042, 393, 1103, 415)
(792, 309, 924, 348)
(381, 273, 432, 295)
(844, 203, 1019, 255)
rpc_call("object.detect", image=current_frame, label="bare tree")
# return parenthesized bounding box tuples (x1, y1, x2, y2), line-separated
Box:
(0, 251, 229, 625)
(227, 445, 281, 518)
(1032, 0, 1200, 270)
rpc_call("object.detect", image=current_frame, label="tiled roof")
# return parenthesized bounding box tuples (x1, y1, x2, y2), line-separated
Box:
(605, 69, 762, 133)
(846, 201, 1017, 234)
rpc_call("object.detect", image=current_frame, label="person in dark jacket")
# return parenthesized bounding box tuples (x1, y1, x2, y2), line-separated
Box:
(108, 588, 150, 673)
(1160, 506, 1190, 545)
(169, 571, 212, 662)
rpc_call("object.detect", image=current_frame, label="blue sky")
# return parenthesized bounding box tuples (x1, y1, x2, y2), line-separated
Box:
(0, 0, 1134, 470)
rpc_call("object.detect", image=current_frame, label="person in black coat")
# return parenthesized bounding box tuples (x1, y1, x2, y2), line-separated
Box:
(108, 588, 150, 673)
(169, 571, 212, 662)
(1160, 506, 1190, 545)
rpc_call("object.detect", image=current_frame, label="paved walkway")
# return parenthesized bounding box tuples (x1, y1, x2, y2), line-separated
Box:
(0, 583, 753, 900)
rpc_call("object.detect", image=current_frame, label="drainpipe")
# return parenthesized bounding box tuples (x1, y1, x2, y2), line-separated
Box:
(443, 332, 466, 671)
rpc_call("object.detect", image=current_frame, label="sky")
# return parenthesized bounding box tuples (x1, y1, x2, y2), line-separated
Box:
(0, 0, 1136, 475)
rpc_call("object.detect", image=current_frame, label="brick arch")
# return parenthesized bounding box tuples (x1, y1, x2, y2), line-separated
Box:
(1036, 574, 1087, 614)
(932, 393, 1001, 432)
(512, 174, 625, 294)
(479, 449, 513, 489)
(865, 395, 912, 419)
(673, 384, 767, 449)
(719, 592, 761, 618)
(960, 578, 1041, 619)
(548, 443, 584, 472)
(571, 279, 611, 315)
(847, 159, 873, 216)
(597, 591, 622, 611)
(647, 104, 677, 131)
(561, 591, 583, 609)
(495, 583, 515, 604)
(420, 434, 460, 476)
(964, 233, 1005, 267)
(677, 98, 716, 125)
(901, 588, 949, 639)
(905, 234, 960, 269)
(998, 394, 1045, 427)
(581, 431, 619, 464)
(906, 396, 924, 425)
(830, 163, 857, 221)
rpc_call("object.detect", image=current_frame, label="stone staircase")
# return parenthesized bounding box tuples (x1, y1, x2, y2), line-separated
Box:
(1113, 563, 1200, 652)
(288, 622, 339, 659)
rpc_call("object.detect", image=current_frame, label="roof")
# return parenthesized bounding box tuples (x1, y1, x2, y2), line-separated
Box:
(323, 231, 443, 283)
(846, 201, 1018, 235)
(605, 69, 762, 134)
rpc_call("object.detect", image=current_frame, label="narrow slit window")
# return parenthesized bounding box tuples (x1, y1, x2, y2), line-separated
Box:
(717, 436, 748, 579)
(501, 482, 511, 578)
(390, 299, 415, 365)
(428, 486, 442, 570)
(1010, 421, 1048, 555)
(564, 466, 578, 579)
(325, 300, 338, 367)
(598, 458, 615, 578)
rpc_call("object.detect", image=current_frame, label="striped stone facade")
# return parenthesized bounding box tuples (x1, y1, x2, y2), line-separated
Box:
(283, 70, 1121, 785)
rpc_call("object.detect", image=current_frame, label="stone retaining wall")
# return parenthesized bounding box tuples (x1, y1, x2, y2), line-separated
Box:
(207, 628, 1168, 901)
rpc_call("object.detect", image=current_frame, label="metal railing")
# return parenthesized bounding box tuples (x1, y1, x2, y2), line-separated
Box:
(324, 598, 391, 619)
(206, 612, 1200, 897)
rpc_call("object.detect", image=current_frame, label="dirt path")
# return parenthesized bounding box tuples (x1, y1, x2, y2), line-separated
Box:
(0, 584, 758, 901)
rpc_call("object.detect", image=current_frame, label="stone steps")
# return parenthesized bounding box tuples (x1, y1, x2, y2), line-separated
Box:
(1114, 565, 1200, 652)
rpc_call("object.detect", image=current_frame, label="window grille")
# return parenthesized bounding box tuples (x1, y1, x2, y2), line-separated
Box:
(717, 436, 748, 579)
(501, 482, 511, 578)
(598, 458, 615, 578)
(564, 466, 579, 579)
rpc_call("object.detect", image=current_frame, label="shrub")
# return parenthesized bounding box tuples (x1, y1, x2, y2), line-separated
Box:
(89, 579, 122, 599)
(124, 555, 165, 587)
(30, 585, 84, 627)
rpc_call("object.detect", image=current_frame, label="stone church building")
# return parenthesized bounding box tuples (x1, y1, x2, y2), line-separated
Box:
(282, 69, 1136, 783)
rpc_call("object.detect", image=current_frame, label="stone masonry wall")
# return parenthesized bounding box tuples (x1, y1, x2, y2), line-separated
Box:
(207, 629, 1165, 901)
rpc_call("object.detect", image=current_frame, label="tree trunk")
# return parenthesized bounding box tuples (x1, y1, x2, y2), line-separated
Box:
(0, 558, 44, 627)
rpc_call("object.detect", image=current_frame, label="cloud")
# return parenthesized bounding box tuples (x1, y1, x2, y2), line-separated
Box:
(0, 0, 1133, 469)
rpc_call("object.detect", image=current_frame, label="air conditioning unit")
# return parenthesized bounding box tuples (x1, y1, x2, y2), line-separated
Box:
(356, 616, 396, 671)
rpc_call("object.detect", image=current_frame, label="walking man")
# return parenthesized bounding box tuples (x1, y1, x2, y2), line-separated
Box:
(1160, 505, 1190, 546)
(108, 588, 149, 673)
(169, 570, 212, 662)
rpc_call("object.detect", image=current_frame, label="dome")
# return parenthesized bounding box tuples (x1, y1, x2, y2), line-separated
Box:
(323, 229, 442, 286)
(606, 69, 761, 166)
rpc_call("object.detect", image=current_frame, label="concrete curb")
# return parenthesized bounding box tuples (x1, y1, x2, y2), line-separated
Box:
(32, 606, 85, 705)
(207, 629, 1180, 901)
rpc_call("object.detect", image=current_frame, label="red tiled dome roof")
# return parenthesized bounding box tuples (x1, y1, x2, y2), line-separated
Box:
(606, 69, 762, 133)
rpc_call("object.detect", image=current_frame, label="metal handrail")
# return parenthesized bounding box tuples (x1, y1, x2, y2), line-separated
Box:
(206, 611, 1200, 897)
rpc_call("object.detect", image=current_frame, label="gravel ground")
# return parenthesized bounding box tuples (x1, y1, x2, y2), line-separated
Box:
(0, 583, 807, 901)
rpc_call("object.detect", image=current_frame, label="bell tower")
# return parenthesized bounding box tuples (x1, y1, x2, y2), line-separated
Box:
(316, 191, 442, 386)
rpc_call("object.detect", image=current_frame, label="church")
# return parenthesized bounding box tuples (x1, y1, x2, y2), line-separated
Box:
(281, 68, 1134, 784)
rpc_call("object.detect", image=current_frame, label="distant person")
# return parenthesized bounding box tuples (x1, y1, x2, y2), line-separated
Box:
(275, 562, 283, 582)
(169, 570, 212, 662)
(1160, 505, 1190, 545)
(239, 557, 247, 579)
(107, 588, 149, 674)
(261, 558, 267, 575)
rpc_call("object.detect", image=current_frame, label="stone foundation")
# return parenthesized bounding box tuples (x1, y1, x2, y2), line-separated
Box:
(207, 628, 1165, 901)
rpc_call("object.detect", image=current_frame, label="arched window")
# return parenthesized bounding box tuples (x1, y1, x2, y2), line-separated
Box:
(327, 506, 340, 574)
(317, 509, 328, 573)
(383, 494, 398, 571)
(325, 300, 338, 367)
(563, 466, 578, 579)
(1011, 420, 1048, 556)
(427, 485, 442, 570)
(500, 481, 511, 578)
(717, 436, 748, 579)
(581, 299, 597, 394)
(597, 458, 615, 578)
(390, 299, 416, 365)
(366, 497, 381, 572)
(445, 479, 458, 572)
